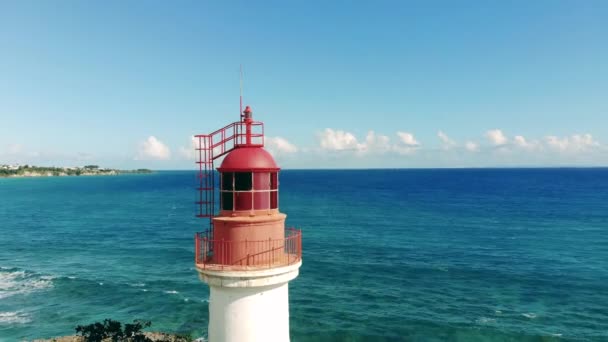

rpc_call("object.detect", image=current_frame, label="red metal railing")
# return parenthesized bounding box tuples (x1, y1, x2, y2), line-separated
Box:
(195, 120, 264, 219)
(195, 228, 302, 270)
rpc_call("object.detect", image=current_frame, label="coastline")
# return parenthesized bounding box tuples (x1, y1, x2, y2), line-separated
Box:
(0, 171, 151, 178)
(0, 166, 153, 178)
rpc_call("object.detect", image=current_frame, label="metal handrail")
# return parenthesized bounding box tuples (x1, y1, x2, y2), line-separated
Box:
(195, 228, 302, 270)
(194, 120, 264, 220)
(194, 121, 264, 159)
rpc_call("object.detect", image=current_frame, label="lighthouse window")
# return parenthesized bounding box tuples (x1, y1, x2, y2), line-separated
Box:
(221, 172, 233, 190)
(234, 172, 253, 191)
(270, 172, 278, 190)
(221, 192, 233, 211)
(270, 191, 278, 209)
(235, 192, 253, 210)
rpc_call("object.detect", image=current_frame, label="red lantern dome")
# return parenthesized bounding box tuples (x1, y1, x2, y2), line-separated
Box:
(218, 147, 280, 172)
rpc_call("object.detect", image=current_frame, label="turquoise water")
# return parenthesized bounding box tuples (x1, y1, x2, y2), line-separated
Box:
(1, 169, 607, 341)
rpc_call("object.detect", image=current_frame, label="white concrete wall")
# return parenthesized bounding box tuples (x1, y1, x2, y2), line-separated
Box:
(209, 282, 290, 342)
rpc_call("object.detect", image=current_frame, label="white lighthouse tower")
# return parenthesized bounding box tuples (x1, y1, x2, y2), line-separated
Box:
(193, 105, 302, 342)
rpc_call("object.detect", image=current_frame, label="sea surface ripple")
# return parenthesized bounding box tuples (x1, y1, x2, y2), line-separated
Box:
(1, 169, 607, 341)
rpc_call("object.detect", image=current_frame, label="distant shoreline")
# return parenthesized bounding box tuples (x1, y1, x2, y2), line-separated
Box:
(0, 165, 153, 178)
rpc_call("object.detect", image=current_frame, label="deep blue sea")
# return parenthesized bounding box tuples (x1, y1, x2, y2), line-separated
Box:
(1, 169, 607, 341)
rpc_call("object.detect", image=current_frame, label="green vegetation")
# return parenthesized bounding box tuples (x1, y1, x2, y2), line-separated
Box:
(74, 319, 192, 342)
(75, 319, 152, 342)
(0, 165, 152, 177)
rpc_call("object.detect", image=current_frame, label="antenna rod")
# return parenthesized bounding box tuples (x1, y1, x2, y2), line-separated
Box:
(239, 65, 243, 118)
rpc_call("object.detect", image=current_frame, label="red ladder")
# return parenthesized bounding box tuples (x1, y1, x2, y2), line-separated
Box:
(194, 120, 264, 225)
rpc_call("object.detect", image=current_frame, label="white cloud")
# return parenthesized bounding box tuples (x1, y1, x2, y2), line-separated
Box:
(266, 136, 298, 155)
(485, 129, 508, 146)
(178, 136, 198, 160)
(396, 132, 419, 147)
(393, 131, 420, 155)
(465, 141, 479, 152)
(136, 136, 171, 160)
(318, 129, 363, 151)
(437, 131, 457, 150)
(513, 135, 542, 151)
(544, 134, 600, 152)
(513, 135, 527, 147)
(317, 129, 418, 156)
(359, 131, 391, 154)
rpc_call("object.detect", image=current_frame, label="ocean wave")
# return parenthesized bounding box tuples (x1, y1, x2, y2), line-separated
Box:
(522, 312, 537, 319)
(0, 311, 31, 324)
(164, 290, 179, 294)
(0, 268, 53, 299)
(475, 317, 496, 324)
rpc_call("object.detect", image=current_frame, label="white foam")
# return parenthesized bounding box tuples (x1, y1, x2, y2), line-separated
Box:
(68, 276, 77, 279)
(0, 269, 53, 299)
(131, 282, 146, 287)
(0, 311, 31, 324)
(98, 282, 104, 286)
(164, 290, 179, 294)
(522, 313, 537, 319)
(476, 317, 496, 324)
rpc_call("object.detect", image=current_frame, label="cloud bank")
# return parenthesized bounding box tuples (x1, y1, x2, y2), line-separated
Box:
(135, 136, 171, 160)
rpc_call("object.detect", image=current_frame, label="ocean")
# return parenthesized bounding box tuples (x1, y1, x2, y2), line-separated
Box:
(1, 169, 607, 341)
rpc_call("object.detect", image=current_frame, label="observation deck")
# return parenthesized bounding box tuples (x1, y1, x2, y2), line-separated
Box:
(195, 228, 302, 271)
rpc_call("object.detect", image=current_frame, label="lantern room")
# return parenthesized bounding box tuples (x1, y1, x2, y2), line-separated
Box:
(218, 147, 280, 212)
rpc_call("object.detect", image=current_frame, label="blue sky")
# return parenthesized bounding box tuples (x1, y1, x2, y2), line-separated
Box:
(1, 1, 607, 169)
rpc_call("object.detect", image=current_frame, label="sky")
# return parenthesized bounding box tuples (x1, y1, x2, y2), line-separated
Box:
(1, 1, 607, 169)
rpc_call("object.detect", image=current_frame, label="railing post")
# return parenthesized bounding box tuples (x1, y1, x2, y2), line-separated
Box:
(203, 236, 207, 270)
(221, 238, 225, 270)
(246, 239, 249, 266)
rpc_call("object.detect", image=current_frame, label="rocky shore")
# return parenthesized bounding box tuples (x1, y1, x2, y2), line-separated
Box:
(32, 332, 199, 342)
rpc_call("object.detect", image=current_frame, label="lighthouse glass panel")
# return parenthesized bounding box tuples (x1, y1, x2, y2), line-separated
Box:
(221, 192, 233, 211)
(234, 172, 253, 191)
(221, 172, 233, 191)
(270, 173, 278, 209)
(253, 173, 270, 190)
(235, 192, 253, 210)
(253, 173, 270, 210)
(270, 191, 278, 209)
(220, 172, 234, 210)
(271, 172, 278, 190)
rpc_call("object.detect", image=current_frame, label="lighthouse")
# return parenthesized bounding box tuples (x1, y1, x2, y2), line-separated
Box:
(194, 105, 302, 342)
